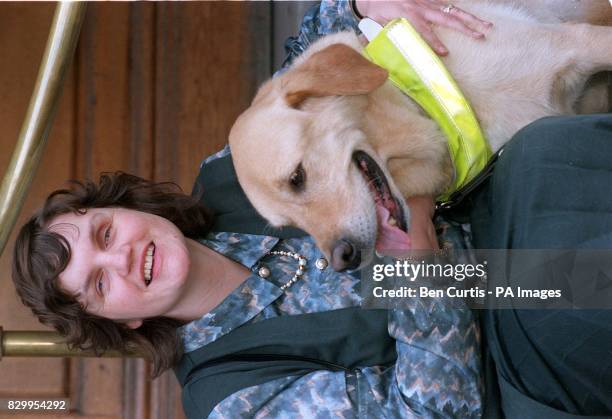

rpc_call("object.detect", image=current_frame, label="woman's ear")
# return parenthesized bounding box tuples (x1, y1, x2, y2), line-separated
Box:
(283, 43, 388, 108)
(125, 319, 143, 329)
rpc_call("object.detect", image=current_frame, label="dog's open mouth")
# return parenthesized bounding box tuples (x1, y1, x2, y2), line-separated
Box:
(353, 151, 411, 252)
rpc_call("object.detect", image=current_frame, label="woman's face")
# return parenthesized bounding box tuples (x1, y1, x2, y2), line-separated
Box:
(49, 208, 191, 328)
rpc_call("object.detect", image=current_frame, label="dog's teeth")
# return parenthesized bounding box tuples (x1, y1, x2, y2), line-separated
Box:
(388, 217, 397, 226)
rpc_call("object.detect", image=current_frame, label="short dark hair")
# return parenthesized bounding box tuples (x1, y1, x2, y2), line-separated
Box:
(12, 172, 213, 376)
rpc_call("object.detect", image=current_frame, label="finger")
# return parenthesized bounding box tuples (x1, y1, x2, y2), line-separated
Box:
(447, 6, 494, 33)
(424, 8, 485, 39)
(426, 224, 440, 250)
(415, 0, 446, 7)
(414, 22, 449, 55)
(430, 231, 440, 250)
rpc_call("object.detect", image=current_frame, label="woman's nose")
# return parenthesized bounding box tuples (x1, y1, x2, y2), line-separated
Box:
(103, 244, 132, 277)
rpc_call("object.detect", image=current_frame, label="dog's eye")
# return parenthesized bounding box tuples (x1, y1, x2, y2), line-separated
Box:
(289, 164, 306, 191)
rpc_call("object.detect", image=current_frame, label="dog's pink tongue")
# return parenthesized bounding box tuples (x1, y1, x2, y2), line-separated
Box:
(375, 205, 411, 252)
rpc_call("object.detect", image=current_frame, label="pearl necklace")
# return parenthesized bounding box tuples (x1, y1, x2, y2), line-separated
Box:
(260, 250, 308, 290)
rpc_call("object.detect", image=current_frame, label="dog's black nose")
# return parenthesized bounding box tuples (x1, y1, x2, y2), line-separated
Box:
(331, 239, 361, 271)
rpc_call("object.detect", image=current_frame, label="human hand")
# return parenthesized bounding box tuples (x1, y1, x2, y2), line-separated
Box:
(407, 195, 439, 250)
(354, 0, 493, 55)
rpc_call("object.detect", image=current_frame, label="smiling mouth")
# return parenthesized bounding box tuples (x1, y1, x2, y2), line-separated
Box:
(144, 243, 155, 286)
(353, 151, 411, 252)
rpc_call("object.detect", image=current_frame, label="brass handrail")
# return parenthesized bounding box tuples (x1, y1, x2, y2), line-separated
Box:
(0, 3, 95, 358)
(0, 2, 86, 255)
(0, 328, 139, 360)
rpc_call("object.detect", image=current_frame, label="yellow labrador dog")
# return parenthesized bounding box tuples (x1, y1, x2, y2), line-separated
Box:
(229, 1, 612, 271)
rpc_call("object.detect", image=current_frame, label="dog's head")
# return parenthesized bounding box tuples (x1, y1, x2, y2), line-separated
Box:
(229, 32, 412, 271)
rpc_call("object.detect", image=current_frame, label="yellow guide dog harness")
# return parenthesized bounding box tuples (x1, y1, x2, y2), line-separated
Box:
(360, 18, 494, 206)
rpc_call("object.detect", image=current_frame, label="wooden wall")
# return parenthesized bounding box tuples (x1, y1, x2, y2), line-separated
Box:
(0, 2, 273, 418)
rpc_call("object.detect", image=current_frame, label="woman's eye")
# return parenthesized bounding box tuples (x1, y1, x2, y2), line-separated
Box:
(97, 274, 104, 295)
(289, 164, 306, 191)
(103, 226, 111, 247)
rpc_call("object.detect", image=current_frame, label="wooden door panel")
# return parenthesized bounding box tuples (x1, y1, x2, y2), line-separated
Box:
(155, 2, 271, 190)
(0, 359, 66, 396)
(76, 3, 133, 177)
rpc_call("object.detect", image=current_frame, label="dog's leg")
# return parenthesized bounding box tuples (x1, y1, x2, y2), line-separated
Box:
(551, 23, 612, 114)
(575, 72, 611, 114)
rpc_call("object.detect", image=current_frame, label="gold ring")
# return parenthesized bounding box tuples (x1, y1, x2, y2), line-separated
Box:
(441, 4, 455, 14)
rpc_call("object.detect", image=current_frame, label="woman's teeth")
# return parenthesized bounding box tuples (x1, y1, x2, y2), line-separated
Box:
(144, 243, 155, 286)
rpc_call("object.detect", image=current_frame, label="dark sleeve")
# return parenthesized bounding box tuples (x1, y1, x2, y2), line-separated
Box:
(469, 114, 612, 417)
(192, 152, 306, 238)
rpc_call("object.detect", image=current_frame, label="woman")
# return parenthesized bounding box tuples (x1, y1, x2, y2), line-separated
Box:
(12, 1, 490, 418)
(15, 171, 482, 418)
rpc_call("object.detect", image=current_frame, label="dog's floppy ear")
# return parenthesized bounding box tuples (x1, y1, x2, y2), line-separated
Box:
(284, 43, 388, 108)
